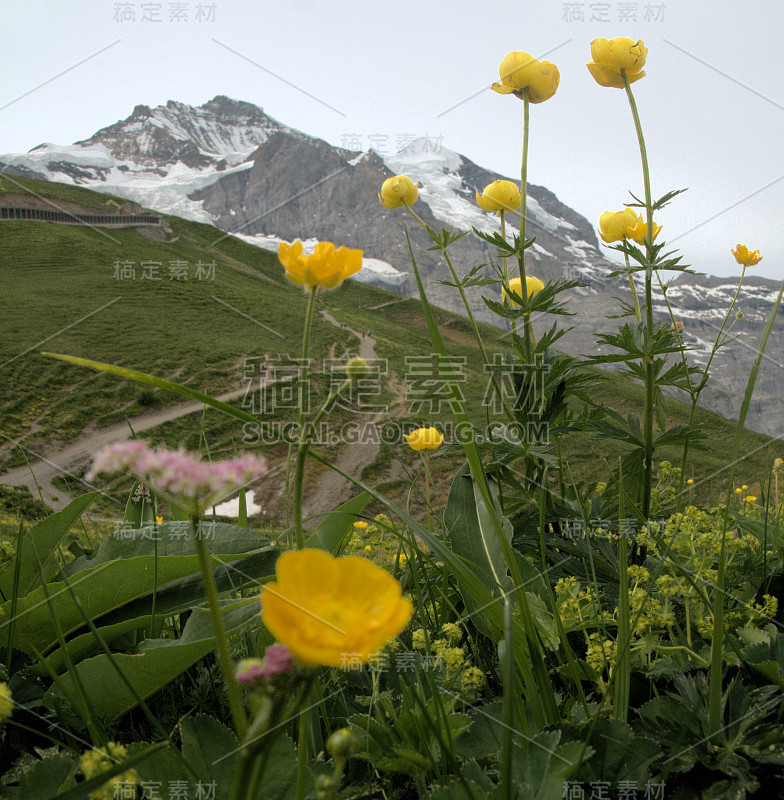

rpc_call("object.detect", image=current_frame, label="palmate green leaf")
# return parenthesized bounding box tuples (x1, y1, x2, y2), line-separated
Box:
(0, 492, 99, 601)
(436, 263, 495, 289)
(2, 751, 78, 800)
(512, 730, 589, 800)
(137, 732, 300, 800)
(2, 522, 275, 656)
(43, 598, 260, 719)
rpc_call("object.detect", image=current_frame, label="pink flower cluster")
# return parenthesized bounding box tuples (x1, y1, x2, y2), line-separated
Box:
(235, 644, 294, 687)
(87, 440, 268, 515)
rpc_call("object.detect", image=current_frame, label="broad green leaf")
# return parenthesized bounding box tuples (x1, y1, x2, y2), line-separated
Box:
(3, 524, 275, 656)
(305, 491, 370, 554)
(0, 493, 98, 600)
(43, 599, 260, 719)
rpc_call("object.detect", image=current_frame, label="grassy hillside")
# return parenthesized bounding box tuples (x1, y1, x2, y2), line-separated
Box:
(1, 177, 779, 521)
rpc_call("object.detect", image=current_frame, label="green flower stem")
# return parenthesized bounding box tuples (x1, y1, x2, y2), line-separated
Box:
(623, 73, 655, 519)
(190, 517, 248, 740)
(625, 252, 643, 325)
(709, 277, 784, 736)
(678, 266, 747, 497)
(419, 450, 435, 532)
(518, 89, 534, 361)
(293, 287, 319, 550)
(296, 690, 310, 800)
(405, 203, 514, 419)
(501, 212, 519, 339)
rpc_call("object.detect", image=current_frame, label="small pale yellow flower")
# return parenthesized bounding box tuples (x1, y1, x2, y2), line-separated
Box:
(732, 244, 763, 267)
(378, 175, 419, 209)
(625, 213, 662, 245)
(587, 38, 648, 88)
(260, 549, 413, 667)
(491, 52, 560, 103)
(504, 276, 545, 304)
(476, 180, 521, 214)
(598, 208, 638, 243)
(0, 682, 12, 724)
(774, 458, 784, 469)
(404, 426, 444, 451)
(279, 240, 363, 291)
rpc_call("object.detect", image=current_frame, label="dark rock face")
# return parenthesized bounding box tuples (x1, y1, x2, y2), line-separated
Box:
(4, 95, 782, 437)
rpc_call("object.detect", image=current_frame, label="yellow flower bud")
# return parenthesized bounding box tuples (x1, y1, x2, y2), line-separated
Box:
(378, 175, 419, 209)
(326, 728, 359, 760)
(732, 244, 762, 267)
(587, 38, 648, 88)
(491, 52, 560, 103)
(404, 426, 444, 451)
(686, 479, 694, 485)
(476, 180, 521, 213)
(742, 485, 748, 491)
(503, 276, 545, 304)
(346, 357, 369, 380)
(598, 208, 638, 243)
(735, 488, 743, 494)
(625, 213, 662, 245)
(735, 311, 743, 320)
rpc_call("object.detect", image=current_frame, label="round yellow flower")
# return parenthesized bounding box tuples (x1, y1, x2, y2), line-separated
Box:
(774, 458, 784, 469)
(503, 276, 545, 304)
(378, 175, 419, 209)
(742, 485, 749, 491)
(598, 208, 639, 243)
(279, 240, 363, 291)
(353, 520, 368, 530)
(587, 38, 648, 88)
(260, 549, 413, 667)
(686, 479, 694, 485)
(491, 52, 560, 103)
(404, 426, 444, 451)
(364, 545, 372, 552)
(625, 213, 662, 245)
(476, 180, 521, 214)
(735, 488, 743, 495)
(732, 244, 762, 267)
(745, 495, 757, 503)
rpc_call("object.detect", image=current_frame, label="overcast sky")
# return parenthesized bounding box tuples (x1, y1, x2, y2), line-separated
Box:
(1, 0, 782, 281)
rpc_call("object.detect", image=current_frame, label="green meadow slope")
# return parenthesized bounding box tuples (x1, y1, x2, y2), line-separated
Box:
(0, 176, 779, 521)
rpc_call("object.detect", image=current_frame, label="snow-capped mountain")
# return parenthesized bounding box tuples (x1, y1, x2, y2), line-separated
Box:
(1, 96, 781, 437)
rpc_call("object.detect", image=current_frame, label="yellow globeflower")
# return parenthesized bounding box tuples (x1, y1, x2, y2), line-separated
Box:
(491, 52, 560, 103)
(745, 496, 757, 503)
(404, 426, 444, 451)
(587, 38, 648, 88)
(476, 180, 521, 213)
(742, 485, 749, 491)
(598, 208, 639, 243)
(279, 240, 363, 291)
(504, 276, 545, 304)
(378, 175, 419, 209)
(735, 488, 743, 495)
(260, 549, 413, 667)
(732, 244, 763, 267)
(625, 213, 662, 245)
(353, 520, 368, 530)
(686, 479, 694, 485)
